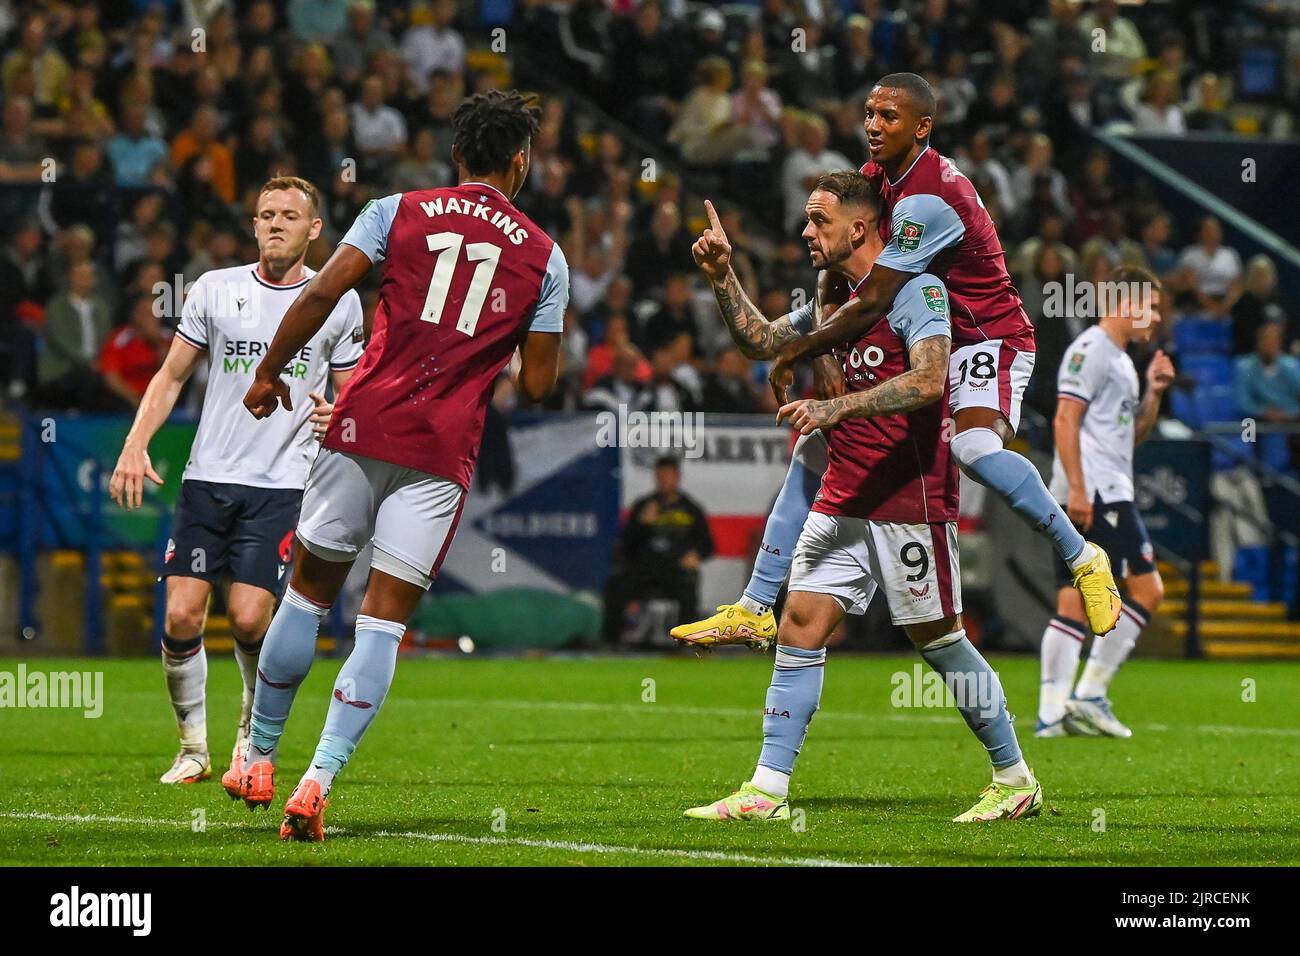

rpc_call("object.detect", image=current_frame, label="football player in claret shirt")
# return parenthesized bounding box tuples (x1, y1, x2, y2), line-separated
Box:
(228, 90, 568, 841)
(681, 173, 1041, 824)
(765, 72, 1123, 640)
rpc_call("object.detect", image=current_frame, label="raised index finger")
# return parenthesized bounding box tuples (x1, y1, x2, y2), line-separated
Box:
(704, 199, 724, 235)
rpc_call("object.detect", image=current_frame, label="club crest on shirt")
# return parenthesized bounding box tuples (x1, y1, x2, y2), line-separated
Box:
(921, 284, 946, 314)
(895, 219, 925, 252)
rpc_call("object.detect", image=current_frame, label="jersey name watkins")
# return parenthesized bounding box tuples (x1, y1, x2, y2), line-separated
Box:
(416, 196, 530, 245)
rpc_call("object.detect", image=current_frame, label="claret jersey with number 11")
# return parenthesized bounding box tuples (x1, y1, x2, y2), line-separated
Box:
(325, 182, 568, 489)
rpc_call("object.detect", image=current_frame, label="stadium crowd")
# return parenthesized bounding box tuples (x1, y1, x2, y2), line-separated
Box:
(0, 0, 1297, 467)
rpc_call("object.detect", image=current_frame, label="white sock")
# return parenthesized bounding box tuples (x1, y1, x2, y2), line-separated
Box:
(304, 764, 336, 797)
(1066, 541, 1097, 572)
(163, 644, 208, 753)
(1075, 603, 1146, 699)
(993, 758, 1033, 788)
(751, 764, 790, 799)
(233, 641, 259, 736)
(1039, 616, 1086, 724)
(738, 594, 769, 615)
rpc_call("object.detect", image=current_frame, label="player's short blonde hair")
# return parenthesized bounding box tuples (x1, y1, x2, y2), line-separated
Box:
(258, 176, 321, 215)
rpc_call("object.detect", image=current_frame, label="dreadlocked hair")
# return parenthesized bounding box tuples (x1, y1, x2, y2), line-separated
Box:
(452, 89, 542, 175)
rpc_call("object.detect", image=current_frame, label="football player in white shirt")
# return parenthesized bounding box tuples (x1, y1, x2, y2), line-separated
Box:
(108, 177, 365, 785)
(1038, 265, 1175, 738)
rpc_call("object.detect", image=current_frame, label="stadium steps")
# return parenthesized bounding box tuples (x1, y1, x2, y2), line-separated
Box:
(0, 410, 19, 461)
(1153, 560, 1299, 658)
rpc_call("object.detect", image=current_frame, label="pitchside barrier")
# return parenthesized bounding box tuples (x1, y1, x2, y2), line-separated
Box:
(0, 411, 1273, 656)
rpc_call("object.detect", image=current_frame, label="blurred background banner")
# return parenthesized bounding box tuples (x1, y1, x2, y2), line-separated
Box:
(437, 414, 620, 595)
(31, 414, 194, 549)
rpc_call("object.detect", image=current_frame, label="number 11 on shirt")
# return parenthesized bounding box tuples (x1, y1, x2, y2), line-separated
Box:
(421, 231, 502, 336)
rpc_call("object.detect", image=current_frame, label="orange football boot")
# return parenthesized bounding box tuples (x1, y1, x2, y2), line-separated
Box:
(280, 779, 328, 842)
(222, 756, 275, 810)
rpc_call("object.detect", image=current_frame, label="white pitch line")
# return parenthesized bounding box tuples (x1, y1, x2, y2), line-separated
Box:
(391, 697, 1300, 736)
(0, 811, 866, 868)
(87, 691, 1300, 736)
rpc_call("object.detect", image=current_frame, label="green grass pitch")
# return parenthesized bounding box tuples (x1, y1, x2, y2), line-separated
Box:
(1, 653, 1296, 866)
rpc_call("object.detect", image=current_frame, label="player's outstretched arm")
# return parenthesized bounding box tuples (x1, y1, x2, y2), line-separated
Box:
(109, 337, 204, 511)
(769, 265, 913, 403)
(244, 244, 372, 419)
(776, 335, 949, 435)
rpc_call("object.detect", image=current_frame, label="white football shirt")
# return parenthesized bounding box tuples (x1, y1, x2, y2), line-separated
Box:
(175, 263, 365, 489)
(1049, 324, 1140, 504)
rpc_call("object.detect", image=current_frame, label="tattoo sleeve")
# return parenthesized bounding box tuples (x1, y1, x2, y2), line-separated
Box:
(830, 335, 952, 420)
(710, 268, 799, 359)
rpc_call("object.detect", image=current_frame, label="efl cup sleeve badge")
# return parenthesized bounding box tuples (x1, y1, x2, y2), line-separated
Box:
(1068, 352, 1086, 374)
(895, 219, 925, 252)
(921, 284, 947, 314)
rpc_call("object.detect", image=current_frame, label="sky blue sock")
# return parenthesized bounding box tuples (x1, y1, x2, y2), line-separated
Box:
(744, 454, 822, 608)
(248, 588, 325, 763)
(306, 616, 404, 791)
(966, 448, 1085, 562)
(756, 645, 826, 775)
(919, 632, 1022, 769)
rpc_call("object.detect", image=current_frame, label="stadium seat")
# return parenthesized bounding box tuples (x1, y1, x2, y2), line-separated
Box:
(1173, 316, 1232, 357)
(1233, 545, 1270, 599)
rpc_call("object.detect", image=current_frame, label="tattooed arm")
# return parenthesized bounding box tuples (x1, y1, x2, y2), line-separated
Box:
(707, 267, 801, 359)
(693, 198, 802, 359)
(777, 335, 951, 435)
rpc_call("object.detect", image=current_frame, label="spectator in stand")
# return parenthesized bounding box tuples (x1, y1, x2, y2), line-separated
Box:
(331, 0, 396, 88)
(780, 114, 851, 234)
(1079, 0, 1147, 84)
(731, 60, 783, 156)
(114, 191, 167, 273)
(641, 273, 701, 358)
(669, 57, 756, 166)
(1079, 208, 1145, 275)
(401, 0, 466, 94)
(171, 105, 237, 203)
(1132, 70, 1186, 134)
(1010, 134, 1071, 229)
(957, 129, 1016, 219)
(702, 345, 762, 413)
(1139, 210, 1179, 281)
(1232, 256, 1289, 356)
(584, 344, 652, 414)
(351, 73, 408, 177)
(105, 101, 169, 188)
(607, 0, 683, 140)
(1012, 212, 1078, 282)
(1178, 216, 1243, 319)
(0, 95, 47, 184)
(37, 259, 112, 409)
(99, 295, 172, 410)
(603, 455, 714, 643)
(2, 12, 70, 112)
(1185, 72, 1233, 132)
(388, 125, 452, 192)
(837, 15, 880, 101)
(1234, 323, 1300, 469)
(625, 200, 694, 298)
